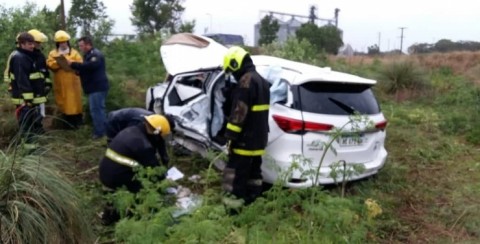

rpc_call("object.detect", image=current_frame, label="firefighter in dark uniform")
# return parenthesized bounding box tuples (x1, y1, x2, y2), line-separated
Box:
(98, 114, 173, 225)
(8, 32, 48, 146)
(99, 114, 174, 193)
(221, 46, 270, 209)
(28, 29, 52, 117)
(104, 107, 154, 143)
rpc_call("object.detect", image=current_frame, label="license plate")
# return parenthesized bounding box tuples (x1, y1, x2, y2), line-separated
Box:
(336, 136, 367, 147)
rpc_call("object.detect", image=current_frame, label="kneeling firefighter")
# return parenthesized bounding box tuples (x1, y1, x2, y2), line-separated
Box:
(98, 114, 174, 224)
(221, 46, 270, 209)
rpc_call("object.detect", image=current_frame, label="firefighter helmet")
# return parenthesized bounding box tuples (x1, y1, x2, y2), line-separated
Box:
(223, 46, 249, 73)
(28, 29, 48, 43)
(144, 114, 171, 137)
(54, 30, 71, 43)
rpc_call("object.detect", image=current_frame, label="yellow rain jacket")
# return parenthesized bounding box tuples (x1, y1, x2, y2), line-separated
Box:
(47, 48, 83, 115)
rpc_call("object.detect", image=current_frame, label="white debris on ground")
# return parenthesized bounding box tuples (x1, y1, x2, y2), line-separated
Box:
(165, 167, 203, 218)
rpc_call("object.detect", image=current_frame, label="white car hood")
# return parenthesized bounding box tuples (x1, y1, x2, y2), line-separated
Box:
(160, 33, 227, 75)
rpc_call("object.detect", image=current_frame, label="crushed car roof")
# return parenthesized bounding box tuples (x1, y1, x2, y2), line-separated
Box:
(252, 55, 377, 85)
(161, 33, 227, 76)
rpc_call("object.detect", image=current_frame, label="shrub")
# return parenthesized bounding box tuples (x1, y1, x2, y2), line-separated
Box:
(260, 37, 323, 65)
(378, 60, 430, 94)
(0, 147, 94, 243)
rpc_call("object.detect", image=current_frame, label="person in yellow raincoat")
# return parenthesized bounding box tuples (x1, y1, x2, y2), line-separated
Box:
(47, 30, 84, 129)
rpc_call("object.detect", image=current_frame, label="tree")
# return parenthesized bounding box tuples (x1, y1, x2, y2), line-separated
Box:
(130, 0, 185, 35)
(368, 44, 380, 55)
(68, 0, 114, 44)
(296, 23, 343, 54)
(178, 20, 195, 33)
(258, 14, 279, 46)
(0, 3, 60, 69)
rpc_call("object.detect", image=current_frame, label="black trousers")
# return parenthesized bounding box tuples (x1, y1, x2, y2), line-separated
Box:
(17, 105, 44, 143)
(222, 154, 263, 205)
(99, 162, 142, 194)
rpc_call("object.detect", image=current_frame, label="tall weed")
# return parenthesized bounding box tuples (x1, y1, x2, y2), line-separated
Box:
(378, 60, 430, 95)
(0, 145, 94, 243)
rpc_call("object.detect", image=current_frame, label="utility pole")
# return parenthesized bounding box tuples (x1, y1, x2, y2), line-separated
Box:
(399, 27, 407, 54)
(334, 8, 340, 27)
(378, 32, 381, 51)
(60, 0, 66, 30)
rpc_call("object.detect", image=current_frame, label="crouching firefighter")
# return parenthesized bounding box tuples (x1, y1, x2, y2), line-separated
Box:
(8, 32, 47, 147)
(221, 46, 270, 211)
(98, 114, 174, 224)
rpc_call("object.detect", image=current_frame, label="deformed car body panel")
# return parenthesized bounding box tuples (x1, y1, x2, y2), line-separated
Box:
(148, 33, 388, 188)
(160, 33, 227, 76)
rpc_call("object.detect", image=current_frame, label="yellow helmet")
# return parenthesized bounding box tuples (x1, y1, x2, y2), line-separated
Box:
(54, 30, 71, 42)
(144, 115, 171, 137)
(223, 46, 249, 73)
(28, 29, 48, 43)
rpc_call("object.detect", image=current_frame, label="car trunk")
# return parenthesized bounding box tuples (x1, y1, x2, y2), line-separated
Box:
(292, 82, 386, 167)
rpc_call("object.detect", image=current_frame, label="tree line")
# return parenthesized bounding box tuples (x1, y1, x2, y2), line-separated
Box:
(408, 39, 480, 54)
(258, 13, 343, 55)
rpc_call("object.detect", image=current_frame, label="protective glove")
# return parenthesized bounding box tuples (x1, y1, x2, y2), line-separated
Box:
(224, 140, 232, 155)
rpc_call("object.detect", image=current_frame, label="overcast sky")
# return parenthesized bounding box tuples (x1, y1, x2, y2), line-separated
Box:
(1, 0, 479, 52)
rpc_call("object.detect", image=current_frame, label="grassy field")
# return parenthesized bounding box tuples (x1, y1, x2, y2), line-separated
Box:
(2, 49, 480, 243)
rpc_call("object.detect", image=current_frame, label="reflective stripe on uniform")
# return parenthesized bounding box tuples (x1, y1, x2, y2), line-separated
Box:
(251, 104, 269, 112)
(22, 93, 34, 100)
(32, 97, 47, 104)
(45, 78, 52, 83)
(11, 98, 24, 105)
(226, 123, 242, 133)
(232, 148, 265, 156)
(29, 72, 44, 79)
(4, 52, 15, 84)
(105, 148, 140, 167)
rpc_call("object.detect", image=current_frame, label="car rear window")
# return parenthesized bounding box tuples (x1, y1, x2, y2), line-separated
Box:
(293, 82, 381, 115)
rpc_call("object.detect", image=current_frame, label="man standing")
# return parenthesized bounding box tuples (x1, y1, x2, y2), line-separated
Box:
(47, 30, 84, 129)
(221, 46, 270, 209)
(8, 32, 46, 146)
(69, 36, 109, 139)
(28, 29, 52, 118)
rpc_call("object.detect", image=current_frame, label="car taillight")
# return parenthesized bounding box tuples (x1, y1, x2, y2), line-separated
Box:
(375, 120, 388, 130)
(272, 115, 333, 133)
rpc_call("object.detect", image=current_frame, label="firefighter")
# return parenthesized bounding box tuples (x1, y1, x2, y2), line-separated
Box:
(8, 32, 47, 146)
(98, 114, 173, 225)
(104, 107, 154, 143)
(47, 30, 84, 129)
(221, 46, 270, 209)
(3, 36, 19, 94)
(99, 114, 174, 193)
(28, 29, 51, 118)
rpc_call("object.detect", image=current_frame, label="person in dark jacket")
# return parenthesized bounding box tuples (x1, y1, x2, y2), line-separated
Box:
(105, 107, 154, 143)
(8, 32, 46, 147)
(99, 114, 173, 192)
(98, 114, 173, 225)
(69, 36, 109, 139)
(221, 46, 270, 209)
(28, 29, 52, 118)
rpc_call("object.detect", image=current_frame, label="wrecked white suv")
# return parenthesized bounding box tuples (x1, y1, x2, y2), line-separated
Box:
(146, 33, 388, 188)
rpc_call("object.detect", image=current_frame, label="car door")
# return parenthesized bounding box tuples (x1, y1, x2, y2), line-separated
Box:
(161, 71, 216, 145)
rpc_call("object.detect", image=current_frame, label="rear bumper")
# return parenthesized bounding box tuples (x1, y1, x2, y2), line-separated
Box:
(261, 148, 388, 188)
